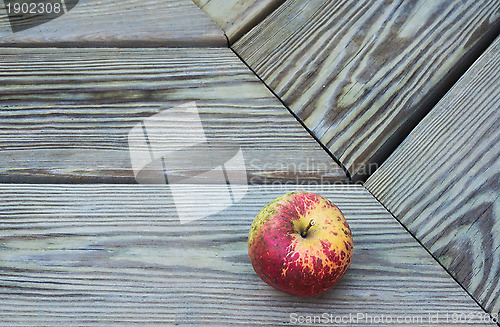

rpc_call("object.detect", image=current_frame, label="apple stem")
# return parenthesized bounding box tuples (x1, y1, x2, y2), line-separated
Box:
(301, 220, 316, 238)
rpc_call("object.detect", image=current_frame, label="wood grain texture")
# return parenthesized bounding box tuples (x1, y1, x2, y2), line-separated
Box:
(365, 37, 500, 314)
(192, 0, 286, 43)
(0, 184, 494, 326)
(233, 0, 500, 179)
(0, 47, 347, 184)
(0, 0, 226, 47)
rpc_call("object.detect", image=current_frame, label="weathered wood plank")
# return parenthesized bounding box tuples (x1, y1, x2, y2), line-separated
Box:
(192, 0, 285, 43)
(365, 37, 500, 314)
(0, 47, 347, 184)
(233, 0, 500, 180)
(0, 0, 226, 47)
(0, 184, 495, 326)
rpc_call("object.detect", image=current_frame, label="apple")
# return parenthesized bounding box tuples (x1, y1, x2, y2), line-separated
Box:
(248, 191, 353, 297)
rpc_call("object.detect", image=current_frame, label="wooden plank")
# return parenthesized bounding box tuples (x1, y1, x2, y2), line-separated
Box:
(192, 0, 285, 43)
(365, 37, 500, 314)
(233, 0, 500, 180)
(0, 0, 226, 47)
(0, 47, 347, 184)
(0, 184, 495, 326)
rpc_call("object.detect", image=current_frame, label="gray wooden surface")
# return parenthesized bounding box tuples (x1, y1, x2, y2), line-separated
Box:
(233, 0, 500, 180)
(0, 0, 226, 47)
(192, 0, 285, 43)
(366, 37, 500, 314)
(0, 0, 498, 324)
(0, 47, 347, 184)
(0, 184, 495, 326)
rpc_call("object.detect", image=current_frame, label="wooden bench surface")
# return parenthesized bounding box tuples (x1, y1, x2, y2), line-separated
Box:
(365, 37, 500, 314)
(0, 0, 497, 324)
(0, 0, 226, 47)
(0, 185, 494, 326)
(233, 0, 500, 180)
(192, 0, 285, 43)
(0, 47, 347, 184)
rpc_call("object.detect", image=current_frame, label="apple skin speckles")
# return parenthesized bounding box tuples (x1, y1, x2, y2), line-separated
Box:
(248, 192, 353, 297)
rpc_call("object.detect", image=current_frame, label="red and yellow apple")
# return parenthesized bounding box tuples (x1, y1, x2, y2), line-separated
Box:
(248, 191, 353, 297)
